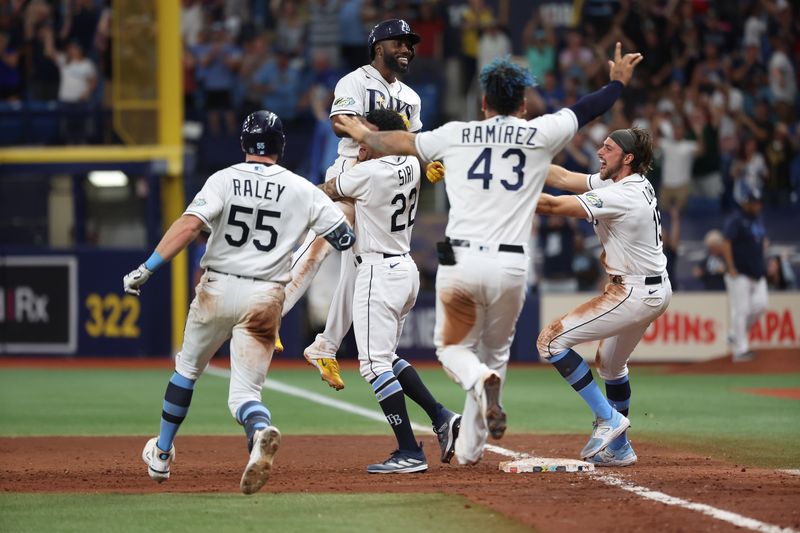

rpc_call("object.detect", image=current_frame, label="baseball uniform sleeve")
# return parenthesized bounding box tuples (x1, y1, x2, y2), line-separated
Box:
(575, 186, 628, 223)
(330, 73, 364, 117)
(587, 173, 614, 190)
(309, 187, 347, 237)
(530, 109, 579, 156)
(184, 172, 226, 226)
(722, 216, 740, 241)
(336, 161, 373, 200)
(408, 99, 423, 133)
(414, 122, 459, 162)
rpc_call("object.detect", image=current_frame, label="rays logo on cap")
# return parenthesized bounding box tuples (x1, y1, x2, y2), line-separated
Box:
(400, 20, 410, 33)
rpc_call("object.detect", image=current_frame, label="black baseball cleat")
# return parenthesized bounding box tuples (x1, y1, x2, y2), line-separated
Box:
(434, 410, 461, 463)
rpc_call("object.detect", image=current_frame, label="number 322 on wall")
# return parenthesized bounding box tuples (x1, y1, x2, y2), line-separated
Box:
(85, 293, 140, 338)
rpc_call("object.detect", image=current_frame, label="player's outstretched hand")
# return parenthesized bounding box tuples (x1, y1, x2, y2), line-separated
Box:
(123, 264, 153, 296)
(608, 41, 643, 86)
(426, 161, 445, 184)
(334, 115, 371, 142)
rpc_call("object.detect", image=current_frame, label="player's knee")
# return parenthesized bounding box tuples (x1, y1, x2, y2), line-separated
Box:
(536, 333, 558, 360)
(174, 357, 203, 381)
(359, 358, 393, 382)
(537, 319, 568, 360)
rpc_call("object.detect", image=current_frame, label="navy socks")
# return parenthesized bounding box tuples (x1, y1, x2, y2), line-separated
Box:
(549, 349, 613, 420)
(372, 371, 419, 451)
(157, 371, 196, 452)
(236, 400, 272, 452)
(392, 358, 445, 425)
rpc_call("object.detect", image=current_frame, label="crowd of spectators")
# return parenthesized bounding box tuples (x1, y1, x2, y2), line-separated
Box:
(2, 0, 798, 290)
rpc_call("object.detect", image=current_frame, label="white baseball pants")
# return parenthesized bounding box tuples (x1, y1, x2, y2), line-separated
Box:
(352, 253, 419, 381)
(724, 274, 768, 357)
(175, 271, 284, 418)
(283, 156, 357, 358)
(537, 275, 672, 380)
(434, 245, 528, 464)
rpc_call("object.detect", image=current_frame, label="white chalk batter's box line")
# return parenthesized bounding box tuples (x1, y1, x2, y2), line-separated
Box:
(205, 365, 797, 533)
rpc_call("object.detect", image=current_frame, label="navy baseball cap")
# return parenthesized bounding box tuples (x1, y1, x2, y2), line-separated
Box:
(367, 19, 421, 50)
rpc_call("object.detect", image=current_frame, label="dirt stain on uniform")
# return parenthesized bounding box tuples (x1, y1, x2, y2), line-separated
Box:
(537, 318, 565, 358)
(538, 283, 628, 357)
(440, 287, 476, 345)
(286, 238, 330, 296)
(194, 278, 217, 323)
(244, 288, 285, 353)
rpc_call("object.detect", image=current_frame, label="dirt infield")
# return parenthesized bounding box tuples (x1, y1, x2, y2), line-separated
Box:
(2, 434, 798, 532)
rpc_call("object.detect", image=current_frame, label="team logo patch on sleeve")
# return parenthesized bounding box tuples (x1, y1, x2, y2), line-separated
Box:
(333, 96, 356, 107)
(191, 197, 207, 207)
(585, 193, 603, 208)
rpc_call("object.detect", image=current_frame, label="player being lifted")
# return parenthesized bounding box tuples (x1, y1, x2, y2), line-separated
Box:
(123, 111, 354, 493)
(318, 108, 460, 472)
(335, 44, 642, 465)
(280, 18, 442, 391)
(536, 128, 671, 466)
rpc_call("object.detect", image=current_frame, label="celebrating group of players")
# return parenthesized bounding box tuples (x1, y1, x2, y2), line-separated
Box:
(124, 18, 670, 494)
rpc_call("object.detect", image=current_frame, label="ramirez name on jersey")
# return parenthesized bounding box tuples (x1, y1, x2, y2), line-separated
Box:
(460, 123, 538, 147)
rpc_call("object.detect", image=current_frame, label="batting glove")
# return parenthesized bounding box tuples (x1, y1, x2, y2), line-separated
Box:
(426, 161, 445, 184)
(123, 264, 153, 296)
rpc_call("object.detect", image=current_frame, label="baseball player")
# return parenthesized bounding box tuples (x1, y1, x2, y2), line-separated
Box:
(535, 126, 671, 466)
(723, 184, 768, 362)
(123, 110, 354, 493)
(319, 108, 460, 472)
(280, 18, 440, 391)
(335, 44, 643, 465)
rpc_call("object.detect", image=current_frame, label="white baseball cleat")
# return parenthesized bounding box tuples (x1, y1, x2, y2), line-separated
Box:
(142, 437, 175, 483)
(580, 410, 630, 459)
(240, 426, 281, 495)
(587, 440, 638, 467)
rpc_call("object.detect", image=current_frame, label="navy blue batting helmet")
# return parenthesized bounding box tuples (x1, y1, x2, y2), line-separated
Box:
(240, 110, 285, 159)
(368, 19, 421, 58)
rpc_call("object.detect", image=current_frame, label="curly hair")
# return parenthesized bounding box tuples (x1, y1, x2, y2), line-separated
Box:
(365, 108, 408, 132)
(479, 56, 535, 116)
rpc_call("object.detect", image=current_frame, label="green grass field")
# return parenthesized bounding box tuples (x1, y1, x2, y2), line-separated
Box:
(1, 364, 798, 532)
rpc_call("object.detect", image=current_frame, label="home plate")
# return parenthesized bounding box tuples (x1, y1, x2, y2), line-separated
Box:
(500, 457, 594, 473)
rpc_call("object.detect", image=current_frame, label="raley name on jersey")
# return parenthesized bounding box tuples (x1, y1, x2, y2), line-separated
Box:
(398, 165, 414, 186)
(232, 178, 287, 201)
(461, 124, 537, 147)
(367, 88, 412, 118)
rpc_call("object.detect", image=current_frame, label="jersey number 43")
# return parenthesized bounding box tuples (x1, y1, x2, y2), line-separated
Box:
(467, 148, 526, 191)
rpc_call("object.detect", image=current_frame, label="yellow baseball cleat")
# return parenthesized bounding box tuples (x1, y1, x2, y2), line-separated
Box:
(274, 333, 284, 353)
(305, 356, 345, 391)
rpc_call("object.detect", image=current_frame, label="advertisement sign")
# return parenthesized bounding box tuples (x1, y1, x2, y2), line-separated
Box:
(0, 256, 77, 353)
(541, 292, 800, 362)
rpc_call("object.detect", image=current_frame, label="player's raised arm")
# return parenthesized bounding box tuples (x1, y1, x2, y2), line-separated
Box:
(567, 42, 643, 129)
(536, 193, 587, 219)
(546, 165, 591, 194)
(335, 115, 419, 158)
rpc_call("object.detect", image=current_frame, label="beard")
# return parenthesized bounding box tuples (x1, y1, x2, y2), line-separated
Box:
(599, 159, 623, 180)
(383, 52, 411, 74)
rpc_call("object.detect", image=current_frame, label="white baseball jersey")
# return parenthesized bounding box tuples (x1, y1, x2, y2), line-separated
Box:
(577, 173, 668, 276)
(336, 155, 421, 255)
(414, 110, 578, 246)
(330, 64, 422, 158)
(185, 162, 346, 283)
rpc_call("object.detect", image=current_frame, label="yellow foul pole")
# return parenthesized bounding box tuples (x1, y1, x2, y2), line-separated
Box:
(155, 0, 187, 353)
